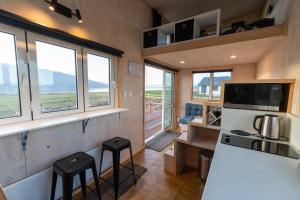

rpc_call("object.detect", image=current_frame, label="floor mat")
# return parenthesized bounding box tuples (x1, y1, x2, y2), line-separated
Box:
(146, 130, 180, 152)
(84, 164, 147, 200)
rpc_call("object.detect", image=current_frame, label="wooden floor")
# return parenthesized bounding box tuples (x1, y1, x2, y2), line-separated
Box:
(74, 148, 204, 200)
(119, 148, 204, 200)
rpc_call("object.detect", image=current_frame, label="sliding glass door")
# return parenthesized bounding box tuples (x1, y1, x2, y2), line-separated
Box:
(163, 72, 174, 129)
(144, 65, 174, 141)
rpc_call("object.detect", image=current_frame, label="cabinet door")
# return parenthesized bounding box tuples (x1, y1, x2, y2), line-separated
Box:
(144, 29, 158, 48)
(175, 19, 194, 42)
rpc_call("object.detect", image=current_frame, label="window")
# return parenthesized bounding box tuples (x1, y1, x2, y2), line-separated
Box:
(0, 24, 31, 125)
(213, 85, 218, 91)
(192, 71, 231, 100)
(201, 85, 207, 94)
(83, 49, 114, 111)
(0, 24, 116, 124)
(0, 32, 21, 119)
(28, 33, 84, 119)
(192, 72, 210, 99)
(36, 41, 78, 112)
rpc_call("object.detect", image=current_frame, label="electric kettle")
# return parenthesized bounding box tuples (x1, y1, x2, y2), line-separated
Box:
(253, 114, 281, 140)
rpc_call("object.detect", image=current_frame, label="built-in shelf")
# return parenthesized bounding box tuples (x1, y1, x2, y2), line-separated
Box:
(0, 108, 128, 138)
(144, 9, 220, 48)
(176, 129, 218, 151)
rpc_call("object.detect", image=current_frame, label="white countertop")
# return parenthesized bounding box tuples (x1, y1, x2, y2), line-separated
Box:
(202, 129, 300, 200)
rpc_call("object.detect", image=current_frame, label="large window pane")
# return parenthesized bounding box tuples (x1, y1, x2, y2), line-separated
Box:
(212, 71, 231, 99)
(192, 72, 210, 99)
(36, 41, 78, 113)
(0, 31, 21, 119)
(192, 71, 231, 100)
(87, 54, 110, 107)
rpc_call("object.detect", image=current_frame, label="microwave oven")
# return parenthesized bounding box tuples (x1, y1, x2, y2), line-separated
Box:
(223, 83, 290, 111)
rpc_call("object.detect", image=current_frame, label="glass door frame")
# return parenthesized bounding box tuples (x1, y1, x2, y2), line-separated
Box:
(162, 70, 175, 130)
(144, 63, 175, 142)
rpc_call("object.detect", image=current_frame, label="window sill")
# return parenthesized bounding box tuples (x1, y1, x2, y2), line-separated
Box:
(0, 108, 129, 139)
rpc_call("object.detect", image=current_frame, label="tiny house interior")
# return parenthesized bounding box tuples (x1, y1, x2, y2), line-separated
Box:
(0, 0, 299, 200)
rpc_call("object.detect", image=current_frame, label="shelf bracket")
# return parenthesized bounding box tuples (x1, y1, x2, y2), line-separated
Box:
(20, 132, 29, 152)
(82, 119, 90, 134)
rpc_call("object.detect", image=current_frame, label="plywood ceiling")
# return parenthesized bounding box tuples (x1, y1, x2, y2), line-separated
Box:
(145, 0, 265, 22)
(149, 36, 283, 69)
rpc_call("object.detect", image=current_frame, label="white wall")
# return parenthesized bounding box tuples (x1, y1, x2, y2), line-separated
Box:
(0, 0, 152, 197)
(257, 0, 300, 149)
(221, 108, 287, 137)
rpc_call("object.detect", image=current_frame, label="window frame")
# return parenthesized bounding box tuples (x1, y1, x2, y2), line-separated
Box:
(27, 32, 84, 119)
(0, 24, 31, 125)
(192, 70, 232, 100)
(82, 48, 115, 111)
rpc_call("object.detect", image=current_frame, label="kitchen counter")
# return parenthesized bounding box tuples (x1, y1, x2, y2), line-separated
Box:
(202, 129, 300, 200)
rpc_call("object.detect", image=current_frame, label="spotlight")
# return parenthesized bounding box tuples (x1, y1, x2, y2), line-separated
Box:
(48, 0, 57, 11)
(76, 9, 83, 23)
(45, 0, 83, 23)
(49, 5, 55, 11)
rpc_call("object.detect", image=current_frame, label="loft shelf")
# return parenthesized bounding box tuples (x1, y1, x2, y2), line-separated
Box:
(143, 24, 287, 57)
(144, 9, 221, 48)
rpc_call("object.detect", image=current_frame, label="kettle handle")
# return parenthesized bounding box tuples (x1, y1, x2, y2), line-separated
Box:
(253, 115, 264, 133)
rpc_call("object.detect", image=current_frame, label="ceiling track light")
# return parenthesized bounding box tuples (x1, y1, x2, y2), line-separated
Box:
(45, 0, 83, 23)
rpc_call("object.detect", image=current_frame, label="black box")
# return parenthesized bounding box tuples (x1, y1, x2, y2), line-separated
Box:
(175, 19, 194, 42)
(144, 29, 158, 48)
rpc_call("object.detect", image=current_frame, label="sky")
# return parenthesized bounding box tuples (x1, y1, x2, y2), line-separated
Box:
(145, 65, 163, 89)
(0, 32, 17, 65)
(0, 32, 18, 85)
(36, 41, 109, 83)
(0, 31, 110, 86)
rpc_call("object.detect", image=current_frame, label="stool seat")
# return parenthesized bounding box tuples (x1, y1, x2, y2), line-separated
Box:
(54, 152, 94, 174)
(102, 137, 131, 151)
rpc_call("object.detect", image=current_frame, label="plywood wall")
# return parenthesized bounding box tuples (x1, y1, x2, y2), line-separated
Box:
(0, 0, 151, 187)
(176, 64, 256, 117)
(257, 0, 300, 117)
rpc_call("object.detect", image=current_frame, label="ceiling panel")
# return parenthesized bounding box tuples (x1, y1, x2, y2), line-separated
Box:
(148, 36, 283, 69)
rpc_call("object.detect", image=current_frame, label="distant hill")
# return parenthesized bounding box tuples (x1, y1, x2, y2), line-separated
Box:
(0, 63, 108, 95)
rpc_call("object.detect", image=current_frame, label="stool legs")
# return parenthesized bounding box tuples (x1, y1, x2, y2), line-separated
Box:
(50, 172, 57, 200)
(62, 175, 73, 200)
(79, 171, 86, 197)
(99, 148, 104, 176)
(129, 146, 136, 184)
(113, 151, 120, 200)
(92, 162, 102, 200)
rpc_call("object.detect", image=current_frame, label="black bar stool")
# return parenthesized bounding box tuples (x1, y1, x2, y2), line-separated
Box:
(99, 137, 136, 200)
(50, 152, 101, 200)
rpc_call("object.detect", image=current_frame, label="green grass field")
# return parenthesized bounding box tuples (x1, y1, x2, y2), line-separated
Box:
(0, 92, 109, 118)
(145, 90, 162, 98)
